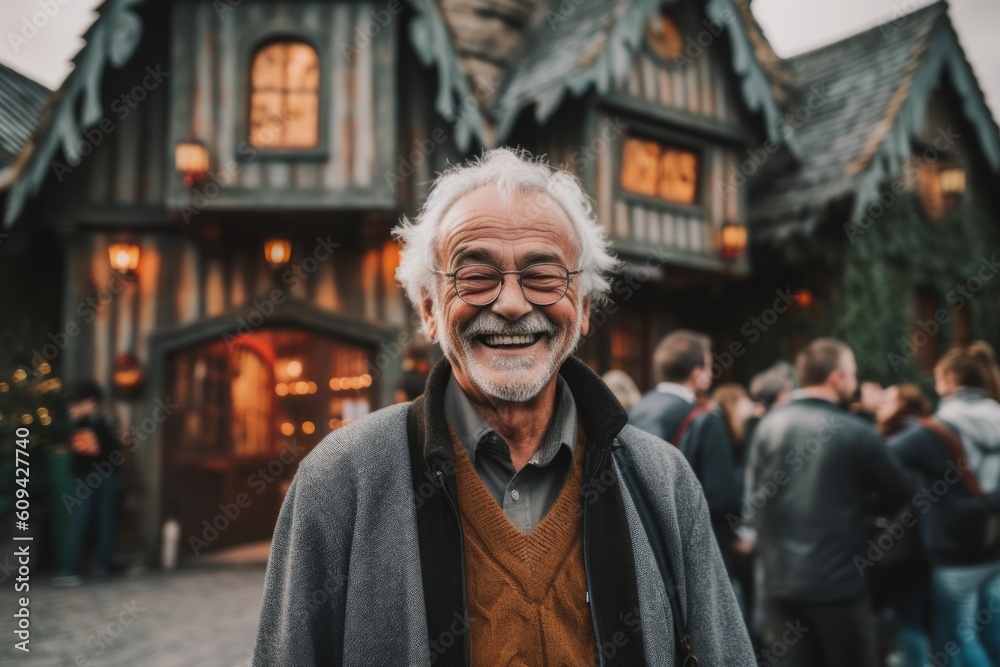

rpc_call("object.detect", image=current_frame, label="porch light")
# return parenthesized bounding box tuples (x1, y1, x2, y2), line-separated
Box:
(720, 222, 748, 260)
(264, 238, 292, 267)
(939, 167, 966, 196)
(175, 140, 210, 187)
(109, 241, 140, 275)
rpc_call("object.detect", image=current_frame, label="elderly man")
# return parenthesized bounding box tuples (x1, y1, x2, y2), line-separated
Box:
(253, 148, 754, 666)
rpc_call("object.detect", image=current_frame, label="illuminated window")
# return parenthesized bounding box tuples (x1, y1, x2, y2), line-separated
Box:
(916, 156, 965, 221)
(620, 136, 699, 205)
(250, 41, 320, 149)
(646, 13, 683, 61)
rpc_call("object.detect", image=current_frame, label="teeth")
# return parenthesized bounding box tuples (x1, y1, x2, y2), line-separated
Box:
(483, 334, 537, 346)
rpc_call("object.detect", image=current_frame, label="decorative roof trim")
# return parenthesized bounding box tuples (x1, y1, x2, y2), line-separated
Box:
(407, 0, 493, 152)
(850, 16, 1000, 222)
(3, 0, 146, 226)
(409, 0, 796, 152)
(705, 0, 790, 149)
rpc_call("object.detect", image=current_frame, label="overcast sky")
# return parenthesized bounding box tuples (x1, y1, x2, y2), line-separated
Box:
(0, 0, 997, 121)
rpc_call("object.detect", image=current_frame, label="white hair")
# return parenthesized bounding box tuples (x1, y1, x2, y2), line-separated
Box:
(392, 147, 620, 330)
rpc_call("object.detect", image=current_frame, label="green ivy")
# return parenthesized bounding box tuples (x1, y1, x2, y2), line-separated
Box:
(831, 187, 1000, 397)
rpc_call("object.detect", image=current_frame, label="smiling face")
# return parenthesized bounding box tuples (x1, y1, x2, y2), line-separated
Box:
(421, 186, 591, 403)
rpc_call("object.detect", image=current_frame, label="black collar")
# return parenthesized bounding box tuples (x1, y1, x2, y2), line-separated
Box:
(417, 355, 629, 469)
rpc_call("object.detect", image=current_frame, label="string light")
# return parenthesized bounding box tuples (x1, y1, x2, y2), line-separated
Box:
(329, 374, 372, 391)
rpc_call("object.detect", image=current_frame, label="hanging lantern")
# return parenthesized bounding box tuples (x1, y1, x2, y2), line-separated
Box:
(109, 241, 140, 275)
(720, 222, 748, 260)
(939, 166, 966, 197)
(264, 238, 292, 267)
(175, 140, 210, 187)
(792, 289, 814, 308)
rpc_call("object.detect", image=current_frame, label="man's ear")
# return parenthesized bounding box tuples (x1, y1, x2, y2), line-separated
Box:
(827, 368, 843, 390)
(579, 297, 591, 337)
(420, 290, 438, 342)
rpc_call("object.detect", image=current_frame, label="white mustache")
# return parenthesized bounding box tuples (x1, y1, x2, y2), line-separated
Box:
(462, 311, 559, 340)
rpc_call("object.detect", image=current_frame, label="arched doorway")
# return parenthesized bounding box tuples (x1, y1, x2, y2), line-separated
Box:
(161, 326, 377, 554)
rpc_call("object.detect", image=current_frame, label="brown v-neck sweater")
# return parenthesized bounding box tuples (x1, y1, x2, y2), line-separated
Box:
(450, 423, 597, 665)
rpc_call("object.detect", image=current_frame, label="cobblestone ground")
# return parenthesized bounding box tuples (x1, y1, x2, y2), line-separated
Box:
(0, 565, 266, 667)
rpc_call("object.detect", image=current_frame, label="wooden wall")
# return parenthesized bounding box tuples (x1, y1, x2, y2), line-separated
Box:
(611, 20, 742, 127)
(62, 230, 406, 391)
(588, 5, 755, 273)
(592, 112, 749, 273)
(166, 1, 398, 210)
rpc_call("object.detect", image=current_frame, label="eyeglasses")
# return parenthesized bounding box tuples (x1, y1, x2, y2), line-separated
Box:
(434, 263, 581, 307)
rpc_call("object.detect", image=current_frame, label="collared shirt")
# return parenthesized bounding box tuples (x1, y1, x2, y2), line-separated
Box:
(655, 382, 697, 405)
(789, 389, 835, 404)
(444, 374, 578, 535)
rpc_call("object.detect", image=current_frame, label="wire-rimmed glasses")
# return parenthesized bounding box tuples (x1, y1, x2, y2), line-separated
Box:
(434, 263, 581, 307)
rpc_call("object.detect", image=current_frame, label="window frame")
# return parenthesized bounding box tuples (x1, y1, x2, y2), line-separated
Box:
(614, 123, 708, 215)
(911, 139, 967, 222)
(240, 32, 329, 162)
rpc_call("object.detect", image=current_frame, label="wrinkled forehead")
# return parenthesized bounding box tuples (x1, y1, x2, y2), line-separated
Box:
(436, 186, 580, 267)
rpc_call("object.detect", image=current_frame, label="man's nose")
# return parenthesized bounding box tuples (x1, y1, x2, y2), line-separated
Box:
(490, 275, 534, 320)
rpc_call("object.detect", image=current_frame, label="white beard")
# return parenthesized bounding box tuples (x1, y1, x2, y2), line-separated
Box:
(433, 301, 583, 402)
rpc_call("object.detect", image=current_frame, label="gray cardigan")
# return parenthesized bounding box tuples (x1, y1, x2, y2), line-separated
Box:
(253, 401, 754, 665)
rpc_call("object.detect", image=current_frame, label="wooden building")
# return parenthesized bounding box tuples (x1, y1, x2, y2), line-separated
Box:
(2, 0, 997, 560)
(747, 3, 1000, 391)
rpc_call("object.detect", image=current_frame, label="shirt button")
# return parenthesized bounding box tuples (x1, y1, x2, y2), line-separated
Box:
(511, 490, 520, 501)
(489, 435, 498, 444)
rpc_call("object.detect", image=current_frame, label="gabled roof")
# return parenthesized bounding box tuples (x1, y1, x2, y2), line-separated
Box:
(0, 63, 50, 174)
(3, 0, 146, 226)
(751, 2, 1000, 242)
(435, 0, 548, 113)
(411, 0, 793, 151)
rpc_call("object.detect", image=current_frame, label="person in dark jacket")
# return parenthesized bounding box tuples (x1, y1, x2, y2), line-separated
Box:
(628, 330, 743, 574)
(677, 392, 743, 575)
(745, 338, 913, 667)
(891, 343, 1000, 667)
(627, 329, 711, 443)
(870, 383, 933, 667)
(53, 380, 123, 587)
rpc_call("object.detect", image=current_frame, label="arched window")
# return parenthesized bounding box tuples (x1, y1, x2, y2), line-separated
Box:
(249, 40, 320, 149)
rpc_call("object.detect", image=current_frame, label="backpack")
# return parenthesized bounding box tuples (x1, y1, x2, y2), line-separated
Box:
(922, 418, 1000, 553)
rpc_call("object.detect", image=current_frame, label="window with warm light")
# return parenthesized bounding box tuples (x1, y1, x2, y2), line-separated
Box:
(620, 136, 699, 206)
(915, 156, 966, 221)
(250, 40, 320, 149)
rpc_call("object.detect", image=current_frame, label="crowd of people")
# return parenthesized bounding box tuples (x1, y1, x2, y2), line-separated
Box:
(616, 332, 1000, 667)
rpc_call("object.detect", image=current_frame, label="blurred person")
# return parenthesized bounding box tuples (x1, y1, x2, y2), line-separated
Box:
(869, 383, 933, 666)
(851, 380, 886, 423)
(745, 361, 799, 461)
(745, 338, 913, 667)
(601, 368, 641, 410)
(891, 343, 1000, 667)
(967, 340, 1000, 401)
(876, 384, 931, 438)
(712, 383, 760, 625)
(628, 330, 744, 573)
(713, 384, 757, 454)
(676, 386, 744, 575)
(254, 149, 754, 665)
(627, 329, 713, 443)
(53, 380, 124, 587)
(871, 384, 931, 667)
(749, 361, 798, 412)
